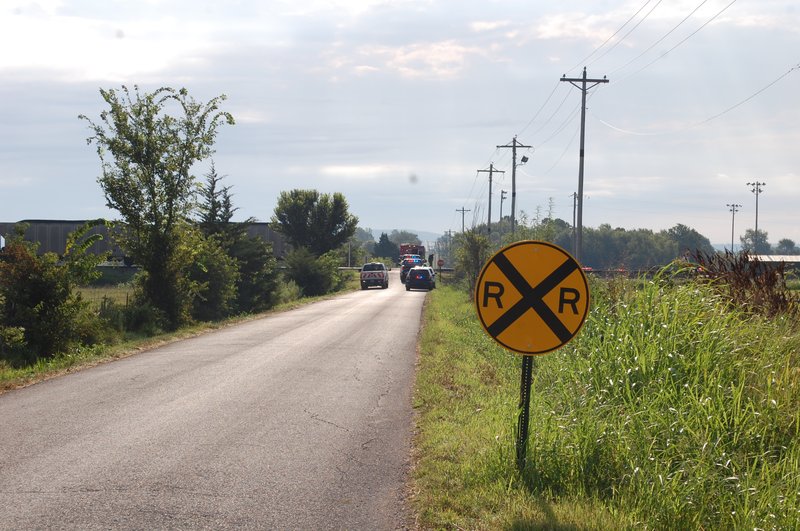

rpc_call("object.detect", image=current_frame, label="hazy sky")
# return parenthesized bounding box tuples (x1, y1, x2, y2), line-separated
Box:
(1, 0, 798, 246)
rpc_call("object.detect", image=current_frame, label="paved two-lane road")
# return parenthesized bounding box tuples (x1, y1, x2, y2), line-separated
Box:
(0, 270, 425, 529)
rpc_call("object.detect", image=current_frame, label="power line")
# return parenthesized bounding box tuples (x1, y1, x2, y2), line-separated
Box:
(584, 0, 665, 70)
(566, 0, 660, 74)
(609, 0, 709, 76)
(616, 0, 739, 82)
(591, 61, 800, 134)
(698, 62, 800, 125)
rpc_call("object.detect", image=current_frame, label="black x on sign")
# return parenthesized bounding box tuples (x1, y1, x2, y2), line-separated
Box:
(475, 241, 589, 355)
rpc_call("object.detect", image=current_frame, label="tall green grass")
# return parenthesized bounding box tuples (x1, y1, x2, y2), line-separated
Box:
(413, 272, 800, 529)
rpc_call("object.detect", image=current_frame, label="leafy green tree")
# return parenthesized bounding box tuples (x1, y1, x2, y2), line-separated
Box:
(354, 227, 375, 242)
(740, 229, 770, 254)
(271, 189, 358, 256)
(373, 233, 399, 262)
(0, 222, 106, 362)
(196, 167, 278, 314)
(664, 223, 714, 256)
(80, 85, 234, 329)
(582, 225, 679, 270)
(352, 227, 376, 258)
(388, 230, 420, 246)
(774, 238, 799, 254)
(183, 227, 239, 322)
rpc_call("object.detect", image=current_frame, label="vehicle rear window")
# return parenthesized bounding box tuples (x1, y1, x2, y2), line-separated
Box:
(412, 269, 430, 279)
(363, 264, 383, 271)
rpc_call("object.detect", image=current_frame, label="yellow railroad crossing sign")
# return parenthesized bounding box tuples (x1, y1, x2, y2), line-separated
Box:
(475, 240, 589, 355)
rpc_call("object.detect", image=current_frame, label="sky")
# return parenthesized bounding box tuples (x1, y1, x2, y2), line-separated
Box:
(1, 0, 798, 248)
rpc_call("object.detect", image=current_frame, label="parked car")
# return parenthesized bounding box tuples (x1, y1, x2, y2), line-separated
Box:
(360, 262, 389, 289)
(405, 266, 435, 291)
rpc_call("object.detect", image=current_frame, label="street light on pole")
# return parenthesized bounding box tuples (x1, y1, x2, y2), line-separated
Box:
(497, 136, 532, 235)
(746, 181, 765, 252)
(727, 203, 741, 252)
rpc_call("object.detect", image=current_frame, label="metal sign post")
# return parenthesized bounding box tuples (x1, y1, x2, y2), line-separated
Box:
(516, 355, 534, 470)
(475, 240, 590, 471)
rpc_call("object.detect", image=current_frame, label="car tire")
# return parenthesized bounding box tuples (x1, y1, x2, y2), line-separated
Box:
(406, 285, 410, 291)
(382, 282, 388, 289)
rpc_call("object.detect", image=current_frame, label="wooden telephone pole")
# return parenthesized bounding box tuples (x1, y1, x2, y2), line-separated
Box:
(560, 67, 608, 263)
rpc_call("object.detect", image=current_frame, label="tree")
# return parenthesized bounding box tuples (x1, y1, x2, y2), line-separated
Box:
(740, 229, 770, 254)
(271, 189, 358, 256)
(774, 238, 799, 255)
(388, 230, 420, 246)
(182, 226, 239, 322)
(373, 233, 399, 262)
(664, 223, 714, 256)
(454, 229, 490, 295)
(198, 162, 242, 244)
(197, 168, 278, 314)
(81, 85, 234, 329)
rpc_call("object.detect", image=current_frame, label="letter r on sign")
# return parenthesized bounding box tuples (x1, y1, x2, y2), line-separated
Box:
(559, 287, 580, 314)
(482, 281, 504, 308)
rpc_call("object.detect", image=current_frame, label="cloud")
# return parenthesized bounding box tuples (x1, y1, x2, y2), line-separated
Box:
(361, 40, 484, 79)
(470, 20, 511, 33)
(320, 164, 396, 179)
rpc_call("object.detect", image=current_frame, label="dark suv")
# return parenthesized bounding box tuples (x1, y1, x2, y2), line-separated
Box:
(405, 266, 435, 291)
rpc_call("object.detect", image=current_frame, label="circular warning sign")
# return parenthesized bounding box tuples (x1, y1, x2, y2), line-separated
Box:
(474, 240, 589, 355)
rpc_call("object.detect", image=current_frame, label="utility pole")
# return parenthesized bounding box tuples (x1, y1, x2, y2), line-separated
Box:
(560, 67, 608, 263)
(499, 190, 507, 226)
(456, 207, 471, 233)
(497, 136, 531, 236)
(747, 181, 766, 251)
(478, 164, 505, 234)
(727, 203, 742, 252)
(571, 192, 578, 256)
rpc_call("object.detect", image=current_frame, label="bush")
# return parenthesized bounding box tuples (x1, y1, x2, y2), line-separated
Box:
(0, 223, 106, 363)
(275, 279, 303, 305)
(185, 232, 240, 322)
(282, 247, 340, 297)
(230, 235, 279, 313)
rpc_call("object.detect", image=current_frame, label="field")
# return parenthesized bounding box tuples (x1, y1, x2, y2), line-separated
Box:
(78, 285, 133, 310)
(412, 275, 800, 529)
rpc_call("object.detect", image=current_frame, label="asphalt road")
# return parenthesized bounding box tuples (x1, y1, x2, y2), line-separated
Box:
(0, 270, 426, 529)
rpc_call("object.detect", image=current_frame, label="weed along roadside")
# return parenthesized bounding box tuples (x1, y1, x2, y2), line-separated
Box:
(412, 257, 800, 529)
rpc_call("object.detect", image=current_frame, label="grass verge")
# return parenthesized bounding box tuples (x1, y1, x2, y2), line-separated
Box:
(412, 275, 800, 529)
